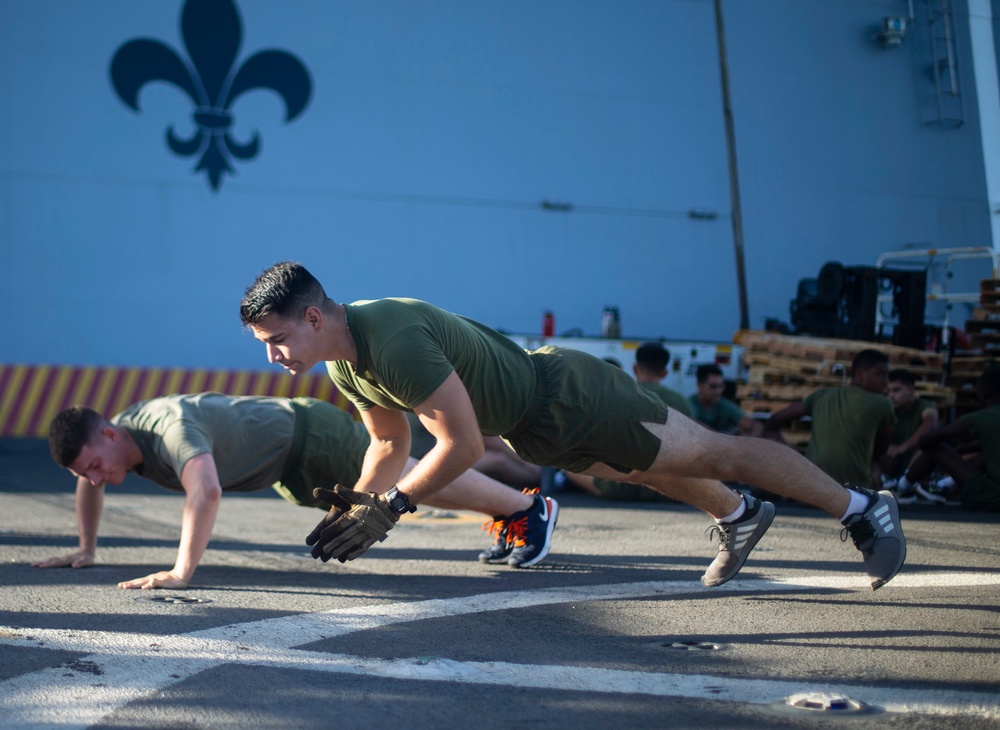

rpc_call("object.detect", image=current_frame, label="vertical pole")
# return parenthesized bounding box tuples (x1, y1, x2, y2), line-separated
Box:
(714, 0, 750, 331)
(967, 0, 1000, 259)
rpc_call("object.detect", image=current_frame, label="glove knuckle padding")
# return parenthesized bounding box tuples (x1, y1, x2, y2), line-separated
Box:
(306, 485, 354, 546)
(315, 492, 400, 561)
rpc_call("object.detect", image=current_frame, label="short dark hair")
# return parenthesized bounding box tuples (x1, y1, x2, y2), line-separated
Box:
(240, 261, 329, 327)
(49, 406, 106, 468)
(852, 348, 889, 374)
(635, 342, 669, 372)
(980, 368, 1000, 398)
(696, 363, 723, 383)
(888, 369, 916, 387)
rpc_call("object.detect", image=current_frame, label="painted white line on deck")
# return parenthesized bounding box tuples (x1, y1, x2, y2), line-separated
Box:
(1, 572, 998, 728)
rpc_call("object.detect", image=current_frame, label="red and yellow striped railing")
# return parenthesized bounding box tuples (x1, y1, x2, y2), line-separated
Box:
(0, 364, 354, 438)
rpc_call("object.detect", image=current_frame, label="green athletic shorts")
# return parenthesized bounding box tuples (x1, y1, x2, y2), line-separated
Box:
(961, 470, 1000, 512)
(272, 398, 370, 509)
(502, 346, 668, 475)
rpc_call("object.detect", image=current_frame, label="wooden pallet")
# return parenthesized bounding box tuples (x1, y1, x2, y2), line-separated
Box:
(746, 353, 851, 378)
(949, 355, 1000, 377)
(969, 333, 1000, 351)
(741, 399, 797, 415)
(746, 352, 942, 380)
(965, 319, 1000, 334)
(739, 380, 951, 403)
(971, 306, 1000, 321)
(738, 383, 816, 401)
(982, 279, 1000, 307)
(736, 330, 944, 369)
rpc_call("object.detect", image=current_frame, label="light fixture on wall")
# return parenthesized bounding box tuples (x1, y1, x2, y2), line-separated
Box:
(876, 15, 907, 47)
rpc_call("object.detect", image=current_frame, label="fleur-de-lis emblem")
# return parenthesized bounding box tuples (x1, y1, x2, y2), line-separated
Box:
(110, 0, 312, 190)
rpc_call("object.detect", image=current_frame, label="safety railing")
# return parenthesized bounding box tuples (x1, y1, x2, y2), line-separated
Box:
(875, 246, 999, 348)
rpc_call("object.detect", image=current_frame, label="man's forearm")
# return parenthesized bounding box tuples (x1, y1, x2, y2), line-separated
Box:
(76, 478, 104, 554)
(172, 490, 220, 582)
(354, 439, 410, 494)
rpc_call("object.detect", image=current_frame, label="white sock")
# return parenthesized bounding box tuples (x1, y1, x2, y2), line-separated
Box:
(840, 488, 872, 522)
(936, 475, 956, 490)
(896, 475, 913, 493)
(717, 495, 748, 524)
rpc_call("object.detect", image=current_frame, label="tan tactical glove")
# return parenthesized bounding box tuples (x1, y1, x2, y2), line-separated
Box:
(305, 486, 355, 560)
(305, 486, 400, 563)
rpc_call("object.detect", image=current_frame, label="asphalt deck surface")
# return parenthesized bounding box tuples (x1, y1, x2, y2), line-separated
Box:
(2, 437, 999, 729)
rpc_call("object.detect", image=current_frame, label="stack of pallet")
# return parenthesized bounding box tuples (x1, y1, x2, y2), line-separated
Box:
(734, 330, 952, 452)
(948, 278, 1000, 416)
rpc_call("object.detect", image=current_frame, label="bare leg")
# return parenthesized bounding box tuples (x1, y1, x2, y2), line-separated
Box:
(906, 445, 977, 487)
(562, 472, 603, 497)
(474, 437, 543, 489)
(397, 457, 532, 516)
(582, 408, 850, 519)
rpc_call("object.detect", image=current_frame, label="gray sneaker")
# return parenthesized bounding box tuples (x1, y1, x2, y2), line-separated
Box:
(840, 488, 906, 590)
(478, 518, 512, 564)
(701, 494, 776, 587)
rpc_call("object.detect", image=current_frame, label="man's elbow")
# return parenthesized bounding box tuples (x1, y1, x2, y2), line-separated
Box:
(201, 484, 223, 504)
(447, 436, 485, 466)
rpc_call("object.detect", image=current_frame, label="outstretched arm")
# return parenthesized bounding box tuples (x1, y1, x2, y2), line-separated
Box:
(886, 405, 939, 459)
(918, 420, 968, 451)
(32, 476, 104, 569)
(738, 414, 765, 437)
(762, 400, 807, 444)
(117, 452, 222, 590)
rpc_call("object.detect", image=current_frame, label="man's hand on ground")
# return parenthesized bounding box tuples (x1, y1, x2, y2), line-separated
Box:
(32, 550, 95, 569)
(305, 486, 399, 563)
(117, 570, 188, 590)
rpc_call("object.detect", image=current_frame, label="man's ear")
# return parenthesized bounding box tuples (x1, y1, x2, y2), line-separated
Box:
(305, 305, 323, 330)
(101, 426, 117, 442)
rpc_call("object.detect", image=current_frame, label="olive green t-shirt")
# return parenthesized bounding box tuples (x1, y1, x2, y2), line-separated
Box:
(112, 393, 360, 493)
(893, 397, 936, 446)
(887, 396, 936, 476)
(688, 394, 744, 432)
(640, 382, 692, 418)
(959, 404, 1000, 480)
(328, 298, 536, 436)
(803, 386, 896, 488)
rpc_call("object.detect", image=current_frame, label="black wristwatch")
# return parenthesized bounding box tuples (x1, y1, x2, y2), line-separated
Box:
(384, 486, 416, 515)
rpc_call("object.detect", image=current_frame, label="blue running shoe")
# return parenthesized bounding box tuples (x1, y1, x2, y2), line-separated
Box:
(506, 491, 559, 568)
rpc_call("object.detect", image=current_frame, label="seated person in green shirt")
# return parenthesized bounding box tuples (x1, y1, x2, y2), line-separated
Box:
(689, 364, 763, 437)
(35, 394, 547, 589)
(239, 262, 908, 591)
(881, 369, 939, 503)
(564, 342, 688, 500)
(764, 349, 896, 490)
(893, 369, 1000, 511)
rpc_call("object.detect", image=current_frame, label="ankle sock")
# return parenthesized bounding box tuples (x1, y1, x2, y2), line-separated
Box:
(718, 495, 748, 524)
(840, 488, 872, 522)
(935, 475, 956, 490)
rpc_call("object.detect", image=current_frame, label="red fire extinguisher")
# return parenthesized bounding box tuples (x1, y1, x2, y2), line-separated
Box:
(542, 310, 555, 337)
